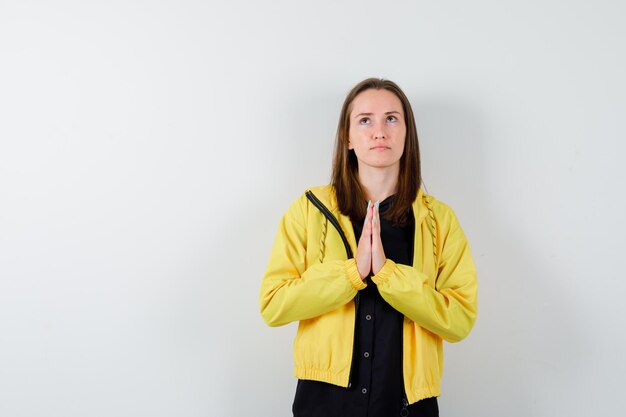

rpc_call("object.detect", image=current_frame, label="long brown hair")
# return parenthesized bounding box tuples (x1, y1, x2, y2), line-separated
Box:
(331, 78, 422, 227)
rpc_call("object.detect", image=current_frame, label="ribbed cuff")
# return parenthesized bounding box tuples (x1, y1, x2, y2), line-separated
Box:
(371, 259, 397, 285)
(345, 259, 367, 290)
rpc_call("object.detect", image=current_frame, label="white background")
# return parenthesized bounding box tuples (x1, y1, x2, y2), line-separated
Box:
(1, 1, 625, 416)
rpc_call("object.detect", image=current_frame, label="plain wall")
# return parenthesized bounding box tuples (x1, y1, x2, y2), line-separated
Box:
(1, 1, 625, 416)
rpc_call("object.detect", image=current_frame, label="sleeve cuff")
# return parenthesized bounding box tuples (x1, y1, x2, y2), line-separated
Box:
(371, 259, 397, 285)
(345, 258, 367, 291)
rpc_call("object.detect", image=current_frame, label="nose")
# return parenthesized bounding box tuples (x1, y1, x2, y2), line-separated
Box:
(374, 129, 386, 140)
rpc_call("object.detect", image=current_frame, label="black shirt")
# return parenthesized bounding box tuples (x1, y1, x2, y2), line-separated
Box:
(292, 194, 439, 417)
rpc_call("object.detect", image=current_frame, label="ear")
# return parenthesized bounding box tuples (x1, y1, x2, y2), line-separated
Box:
(348, 140, 353, 150)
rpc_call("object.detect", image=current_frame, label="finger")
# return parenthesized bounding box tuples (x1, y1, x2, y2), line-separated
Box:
(363, 200, 372, 227)
(356, 201, 373, 279)
(372, 200, 380, 229)
(370, 201, 386, 274)
(359, 200, 372, 243)
(371, 202, 382, 247)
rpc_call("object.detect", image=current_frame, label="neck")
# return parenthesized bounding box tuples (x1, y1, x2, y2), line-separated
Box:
(357, 163, 400, 203)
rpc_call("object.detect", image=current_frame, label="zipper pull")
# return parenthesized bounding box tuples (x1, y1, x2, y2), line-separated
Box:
(400, 397, 409, 417)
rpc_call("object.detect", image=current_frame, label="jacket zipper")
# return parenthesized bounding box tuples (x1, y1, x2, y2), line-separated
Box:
(305, 191, 353, 259)
(400, 315, 408, 415)
(400, 325, 408, 414)
(347, 291, 359, 387)
(400, 217, 416, 413)
(305, 190, 359, 388)
(400, 397, 409, 416)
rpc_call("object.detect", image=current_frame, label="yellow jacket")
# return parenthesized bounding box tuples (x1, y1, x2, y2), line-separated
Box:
(260, 185, 478, 404)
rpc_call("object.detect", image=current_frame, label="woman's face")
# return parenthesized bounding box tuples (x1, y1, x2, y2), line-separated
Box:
(348, 88, 406, 172)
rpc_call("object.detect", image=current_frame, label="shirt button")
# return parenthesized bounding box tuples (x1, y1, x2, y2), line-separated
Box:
(361, 388, 368, 394)
(364, 352, 370, 358)
(365, 314, 372, 320)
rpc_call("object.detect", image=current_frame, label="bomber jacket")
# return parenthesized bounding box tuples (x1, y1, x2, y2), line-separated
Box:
(260, 184, 478, 405)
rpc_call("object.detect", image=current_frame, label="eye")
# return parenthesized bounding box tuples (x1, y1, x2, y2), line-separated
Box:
(359, 117, 371, 125)
(387, 115, 398, 123)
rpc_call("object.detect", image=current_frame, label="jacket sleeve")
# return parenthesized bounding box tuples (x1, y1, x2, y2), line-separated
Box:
(371, 205, 478, 342)
(259, 194, 366, 327)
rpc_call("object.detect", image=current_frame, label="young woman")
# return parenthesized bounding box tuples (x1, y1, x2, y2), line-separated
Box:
(260, 78, 478, 417)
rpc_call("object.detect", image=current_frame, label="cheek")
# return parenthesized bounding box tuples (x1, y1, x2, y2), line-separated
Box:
(348, 126, 356, 140)
(349, 127, 366, 143)
(397, 134, 407, 155)
(351, 124, 368, 134)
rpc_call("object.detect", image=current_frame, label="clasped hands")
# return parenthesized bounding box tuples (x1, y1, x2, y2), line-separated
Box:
(356, 200, 387, 281)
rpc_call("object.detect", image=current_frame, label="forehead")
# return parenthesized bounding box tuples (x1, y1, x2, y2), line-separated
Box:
(350, 89, 404, 116)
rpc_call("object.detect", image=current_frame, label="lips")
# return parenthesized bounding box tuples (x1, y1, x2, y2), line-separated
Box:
(371, 146, 390, 150)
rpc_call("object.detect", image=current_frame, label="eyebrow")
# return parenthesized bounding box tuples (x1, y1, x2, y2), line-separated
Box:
(353, 111, 402, 118)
